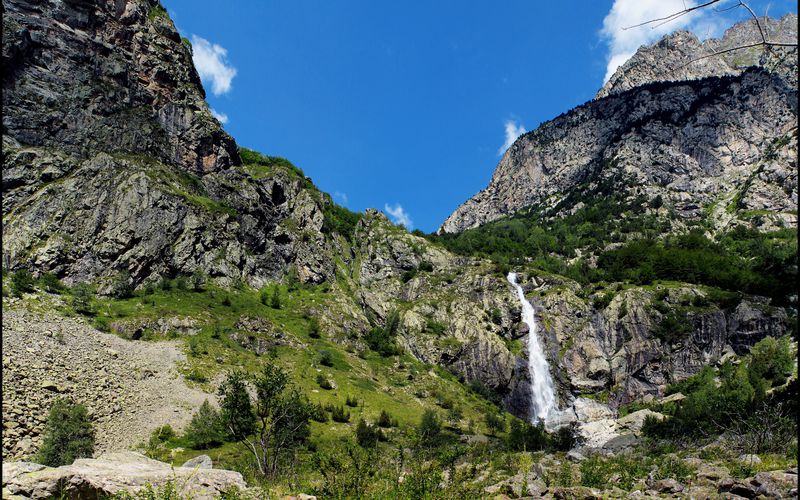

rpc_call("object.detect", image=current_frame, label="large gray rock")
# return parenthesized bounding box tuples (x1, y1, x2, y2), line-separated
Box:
(2, 452, 247, 499)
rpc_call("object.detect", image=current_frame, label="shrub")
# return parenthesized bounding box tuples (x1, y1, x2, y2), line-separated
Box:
(377, 410, 395, 428)
(401, 269, 417, 283)
(365, 310, 401, 356)
(159, 278, 173, 291)
(218, 371, 255, 441)
(270, 286, 281, 309)
(71, 283, 94, 315)
(345, 395, 358, 407)
(355, 418, 383, 448)
(111, 271, 133, 299)
(485, 411, 505, 435)
(190, 270, 207, 291)
(39, 272, 64, 293)
(185, 400, 224, 449)
(506, 418, 548, 452)
(331, 405, 350, 423)
(174, 275, 188, 291)
(10, 269, 35, 297)
(37, 398, 95, 466)
(310, 402, 328, 423)
(308, 317, 321, 338)
(319, 350, 334, 367)
(490, 308, 502, 325)
(417, 409, 441, 446)
(418, 261, 434, 272)
(425, 318, 446, 336)
(747, 336, 793, 390)
(316, 373, 332, 390)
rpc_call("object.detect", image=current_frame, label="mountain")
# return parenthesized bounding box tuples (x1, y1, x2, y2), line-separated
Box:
(3, 0, 336, 288)
(2, 3, 797, 497)
(439, 14, 797, 235)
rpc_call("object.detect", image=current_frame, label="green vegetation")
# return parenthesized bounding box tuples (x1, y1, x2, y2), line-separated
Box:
(239, 146, 310, 184)
(430, 192, 797, 306)
(37, 398, 95, 466)
(365, 310, 401, 356)
(643, 336, 797, 455)
(219, 363, 312, 477)
(10, 269, 34, 297)
(185, 400, 224, 449)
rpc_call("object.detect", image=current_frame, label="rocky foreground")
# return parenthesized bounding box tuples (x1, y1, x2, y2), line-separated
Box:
(2, 452, 248, 499)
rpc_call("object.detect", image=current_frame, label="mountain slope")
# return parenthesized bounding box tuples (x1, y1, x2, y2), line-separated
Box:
(439, 16, 798, 235)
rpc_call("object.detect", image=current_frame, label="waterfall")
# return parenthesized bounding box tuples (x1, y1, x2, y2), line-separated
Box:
(507, 272, 558, 425)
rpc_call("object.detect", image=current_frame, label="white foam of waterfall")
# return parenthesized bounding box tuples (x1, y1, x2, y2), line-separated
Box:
(507, 272, 558, 425)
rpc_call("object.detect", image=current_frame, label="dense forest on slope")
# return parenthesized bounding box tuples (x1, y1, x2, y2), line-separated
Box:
(429, 190, 798, 307)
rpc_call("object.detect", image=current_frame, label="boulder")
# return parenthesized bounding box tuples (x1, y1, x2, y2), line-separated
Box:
(181, 454, 213, 469)
(2, 452, 247, 499)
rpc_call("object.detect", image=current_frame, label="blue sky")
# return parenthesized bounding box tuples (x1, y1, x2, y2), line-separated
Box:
(164, 0, 797, 232)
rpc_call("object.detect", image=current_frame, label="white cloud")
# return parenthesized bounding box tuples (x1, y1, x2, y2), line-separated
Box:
(498, 119, 526, 156)
(191, 35, 237, 96)
(384, 203, 413, 229)
(334, 191, 349, 205)
(600, 0, 726, 83)
(210, 108, 229, 124)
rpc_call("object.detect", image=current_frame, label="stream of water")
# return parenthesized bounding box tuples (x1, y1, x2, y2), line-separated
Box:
(507, 272, 558, 425)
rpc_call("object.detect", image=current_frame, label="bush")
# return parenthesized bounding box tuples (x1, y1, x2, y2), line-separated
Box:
(310, 402, 328, 423)
(10, 269, 35, 297)
(71, 283, 94, 315)
(190, 270, 207, 291)
(506, 418, 548, 452)
(112, 271, 134, 299)
(365, 310, 401, 356)
(174, 275, 188, 291)
(418, 261, 434, 272)
(147, 425, 176, 455)
(39, 272, 64, 293)
(485, 411, 505, 435)
(319, 350, 334, 367)
(270, 286, 281, 309)
(308, 317, 321, 338)
(377, 410, 395, 428)
(345, 395, 358, 408)
(331, 405, 350, 423)
(316, 374, 332, 390)
(218, 372, 255, 441)
(37, 398, 95, 466)
(401, 268, 417, 283)
(748, 336, 793, 390)
(417, 409, 441, 446)
(355, 418, 383, 448)
(186, 400, 224, 449)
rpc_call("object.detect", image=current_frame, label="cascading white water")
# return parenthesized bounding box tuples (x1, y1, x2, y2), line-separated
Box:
(507, 272, 558, 425)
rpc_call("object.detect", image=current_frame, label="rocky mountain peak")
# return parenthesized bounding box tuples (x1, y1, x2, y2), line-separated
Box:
(2, 0, 239, 174)
(597, 13, 798, 99)
(439, 15, 797, 235)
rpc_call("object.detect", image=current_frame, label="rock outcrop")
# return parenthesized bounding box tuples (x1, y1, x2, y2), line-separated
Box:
(2, 452, 247, 499)
(598, 14, 798, 98)
(2, 0, 336, 288)
(439, 15, 797, 235)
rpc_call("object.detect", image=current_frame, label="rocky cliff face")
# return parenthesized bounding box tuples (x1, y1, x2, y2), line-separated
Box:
(439, 16, 798, 235)
(598, 14, 798, 99)
(2, 0, 336, 288)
